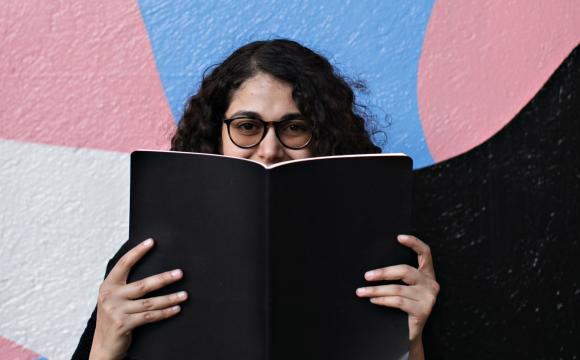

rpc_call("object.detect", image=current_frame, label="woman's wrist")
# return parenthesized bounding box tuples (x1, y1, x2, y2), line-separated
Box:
(88, 349, 113, 360)
(409, 335, 425, 360)
(89, 339, 123, 360)
(89, 349, 122, 360)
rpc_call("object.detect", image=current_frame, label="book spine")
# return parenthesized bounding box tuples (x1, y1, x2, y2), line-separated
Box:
(265, 171, 271, 360)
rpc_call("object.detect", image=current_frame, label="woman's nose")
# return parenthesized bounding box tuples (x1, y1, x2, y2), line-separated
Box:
(255, 126, 285, 165)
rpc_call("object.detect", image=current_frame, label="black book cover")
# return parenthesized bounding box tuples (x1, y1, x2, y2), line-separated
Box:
(126, 150, 414, 359)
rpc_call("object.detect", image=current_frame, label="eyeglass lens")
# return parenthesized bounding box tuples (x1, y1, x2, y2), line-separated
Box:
(228, 117, 313, 149)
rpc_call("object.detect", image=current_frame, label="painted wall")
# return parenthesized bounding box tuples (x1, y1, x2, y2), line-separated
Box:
(0, 1, 579, 358)
(414, 47, 580, 358)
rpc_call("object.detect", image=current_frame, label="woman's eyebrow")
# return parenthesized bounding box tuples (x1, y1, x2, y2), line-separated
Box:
(229, 110, 262, 119)
(278, 113, 303, 121)
(228, 111, 303, 121)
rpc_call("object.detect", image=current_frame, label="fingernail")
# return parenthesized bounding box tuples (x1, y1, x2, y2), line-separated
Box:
(143, 238, 154, 247)
(397, 234, 410, 241)
(356, 287, 367, 295)
(370, 298, 378, 304)
(171, 269, 182, 278)
(177, 291, 187, 299)
(172, 305, 181, 312)
(365, 271, 376, 279)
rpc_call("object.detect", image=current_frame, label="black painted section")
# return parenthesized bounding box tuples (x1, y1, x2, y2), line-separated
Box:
(413, 45, 580, 359)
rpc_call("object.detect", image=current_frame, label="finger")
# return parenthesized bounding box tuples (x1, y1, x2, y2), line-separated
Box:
(369, 296, 422, 315)
(364, 264, 420, 285)
(107, 238, 155, 284)
(356, 284, 421, 301)
(126, 305, 182, 329)
(125, 291, 188, 314)
(121, 269, 183, 300)
(397, 234, 436, 279)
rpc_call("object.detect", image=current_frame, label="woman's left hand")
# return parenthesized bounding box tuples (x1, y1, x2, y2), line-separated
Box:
(355, 234, 439, 342)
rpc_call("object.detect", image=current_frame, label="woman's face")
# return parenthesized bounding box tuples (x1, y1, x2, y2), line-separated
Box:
(220, 72, 312, 166)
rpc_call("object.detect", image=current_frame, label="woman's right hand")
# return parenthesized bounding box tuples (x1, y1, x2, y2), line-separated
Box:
(89, 238, 187, 360)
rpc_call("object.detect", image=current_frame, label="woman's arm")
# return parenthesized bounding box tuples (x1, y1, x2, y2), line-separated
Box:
(409, 336, 425, 360)
(73, 239, 187, 360)
(356, 234, 439, 360)
(90, 238, 188, 360)
(73, 240, 134, 360)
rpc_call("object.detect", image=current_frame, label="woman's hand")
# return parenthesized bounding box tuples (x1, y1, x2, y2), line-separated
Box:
(355, 234, 439, 359)
(90, 238, 188, 360)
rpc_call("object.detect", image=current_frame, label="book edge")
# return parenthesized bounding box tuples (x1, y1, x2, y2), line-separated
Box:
(131, 149, 410, 169)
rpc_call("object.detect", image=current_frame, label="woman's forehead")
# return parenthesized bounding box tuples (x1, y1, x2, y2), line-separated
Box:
(227, 73, 300, 120)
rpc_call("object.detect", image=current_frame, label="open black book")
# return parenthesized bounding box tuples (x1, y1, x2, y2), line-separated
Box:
(126, 150, 414, 360)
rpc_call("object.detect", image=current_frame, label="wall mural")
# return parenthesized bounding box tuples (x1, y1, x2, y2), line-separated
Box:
(414, 47, 580, 358)
(0, 1, 578, 358)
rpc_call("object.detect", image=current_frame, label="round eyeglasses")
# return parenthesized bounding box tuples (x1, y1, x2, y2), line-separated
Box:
(223, 116, 314, 149)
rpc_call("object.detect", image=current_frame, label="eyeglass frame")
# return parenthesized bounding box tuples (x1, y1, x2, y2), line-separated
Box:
(222, 115, 314, 150)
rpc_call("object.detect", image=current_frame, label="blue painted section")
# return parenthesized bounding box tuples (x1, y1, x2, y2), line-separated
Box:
(136, 0, 435, 168)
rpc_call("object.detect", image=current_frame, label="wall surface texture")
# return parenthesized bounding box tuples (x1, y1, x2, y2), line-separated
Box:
(1, 0, 579, 359)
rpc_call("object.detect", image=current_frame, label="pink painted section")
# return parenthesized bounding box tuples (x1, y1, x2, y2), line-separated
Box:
(0, 337, 40, 360)
(0, 1, 175, 152)
(418, 0, 580, 162)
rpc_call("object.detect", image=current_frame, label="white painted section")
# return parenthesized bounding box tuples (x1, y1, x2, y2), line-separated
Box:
(0, 139, 130, 359)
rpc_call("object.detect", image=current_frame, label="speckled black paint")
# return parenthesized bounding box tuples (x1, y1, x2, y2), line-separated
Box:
(413, 45, 580, 359)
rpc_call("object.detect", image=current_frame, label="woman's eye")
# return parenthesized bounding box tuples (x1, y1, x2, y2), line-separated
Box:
(232, 119, 263, 135)
(239, 123, 256, 130)
(281, 121, 309, 134)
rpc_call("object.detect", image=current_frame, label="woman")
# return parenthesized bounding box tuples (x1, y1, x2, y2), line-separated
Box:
(74, 39, 439, 360)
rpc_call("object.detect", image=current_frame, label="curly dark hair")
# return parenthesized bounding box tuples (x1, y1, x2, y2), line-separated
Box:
(170, 39, 382, 156)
